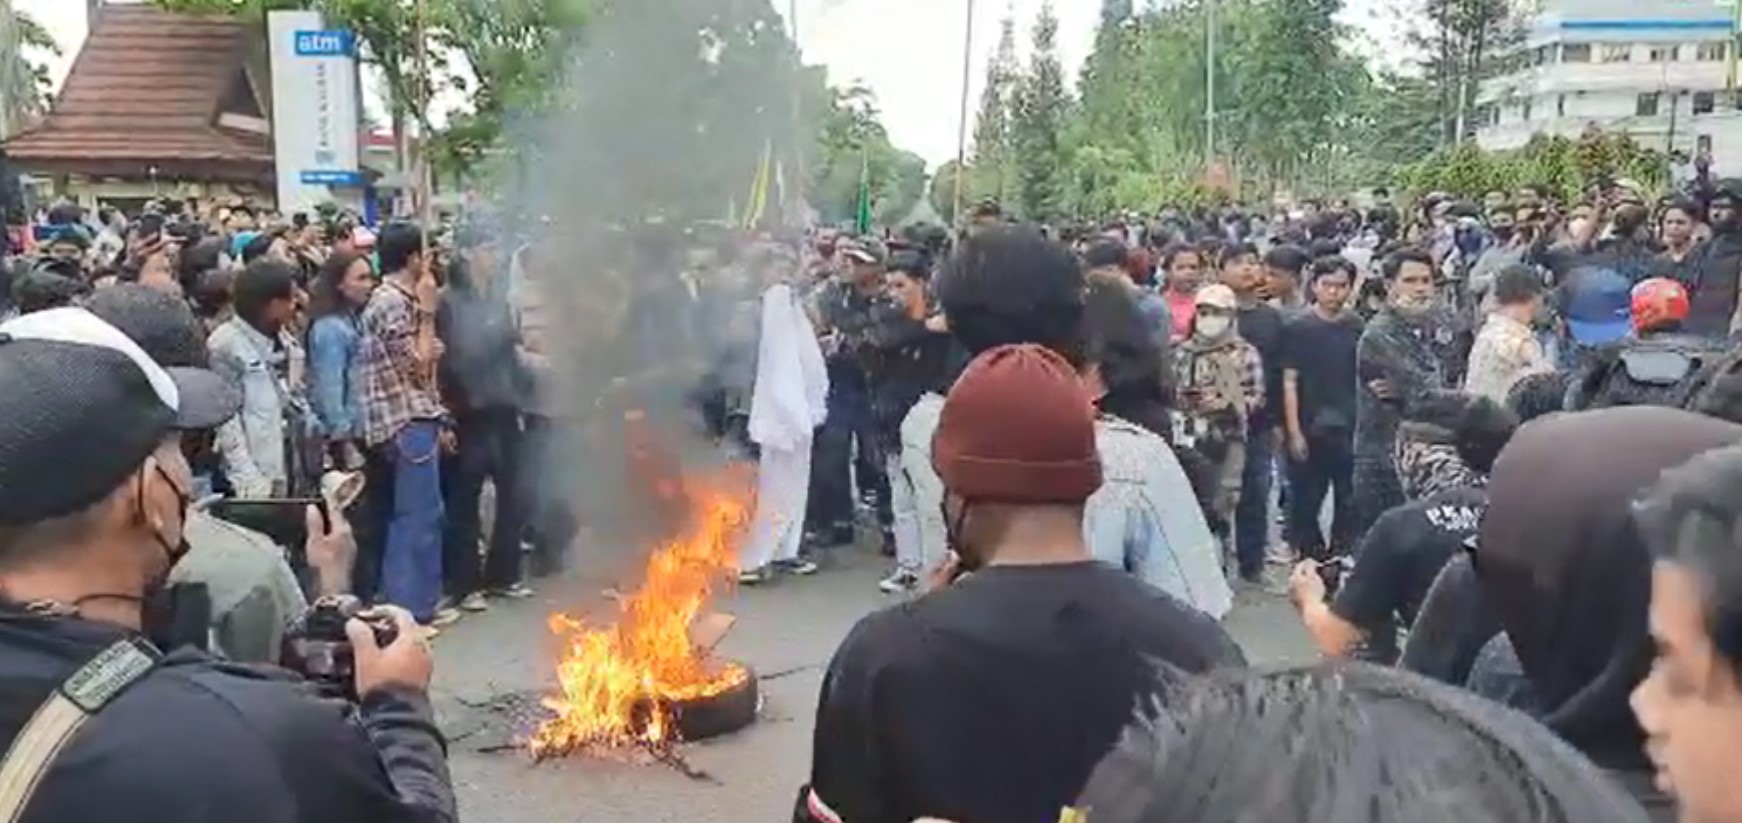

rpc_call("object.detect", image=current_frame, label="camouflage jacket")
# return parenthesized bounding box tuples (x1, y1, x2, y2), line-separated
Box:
(1172, 334, 1263, 449)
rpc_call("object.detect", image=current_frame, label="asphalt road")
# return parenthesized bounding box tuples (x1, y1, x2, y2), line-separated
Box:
(429, 543, 1314, 823)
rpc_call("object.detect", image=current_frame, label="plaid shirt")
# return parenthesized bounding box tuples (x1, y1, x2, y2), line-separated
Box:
(358, 280, 446, 446)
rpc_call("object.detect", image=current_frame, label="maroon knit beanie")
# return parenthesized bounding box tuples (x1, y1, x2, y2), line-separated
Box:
(931, 344, 1103, 504)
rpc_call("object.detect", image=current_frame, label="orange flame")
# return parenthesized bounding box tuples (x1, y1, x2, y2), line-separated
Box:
(527, 477, 753, 757)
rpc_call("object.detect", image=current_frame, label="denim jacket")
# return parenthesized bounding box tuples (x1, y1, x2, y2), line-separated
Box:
(307, 313, 364, 440)
(898, 395, 1233, 619)
(209, 317, 303, 497)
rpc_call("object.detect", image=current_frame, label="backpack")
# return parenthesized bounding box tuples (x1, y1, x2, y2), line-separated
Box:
(1572, 334, 1737, 411)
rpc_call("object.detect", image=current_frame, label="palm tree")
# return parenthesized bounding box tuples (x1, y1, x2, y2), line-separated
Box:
(0, 1, 61, 140)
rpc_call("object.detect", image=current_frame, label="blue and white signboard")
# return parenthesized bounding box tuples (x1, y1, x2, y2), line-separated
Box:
(268, 11, 364, 214)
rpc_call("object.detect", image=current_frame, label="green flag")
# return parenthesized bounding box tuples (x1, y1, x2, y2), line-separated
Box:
(854, 152, 873, 234)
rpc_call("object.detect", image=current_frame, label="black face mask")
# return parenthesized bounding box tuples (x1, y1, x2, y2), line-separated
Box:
(1492, 225, 1515, 242)
(940, 497, 981, 573)
(143, 463, 193, 578)
(138, 463, 200, 649)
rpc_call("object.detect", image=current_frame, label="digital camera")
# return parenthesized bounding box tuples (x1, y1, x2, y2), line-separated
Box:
(282, 595, 398, 699)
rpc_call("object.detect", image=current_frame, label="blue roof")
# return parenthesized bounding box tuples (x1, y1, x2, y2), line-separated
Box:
(1560, 19, 1733, 31)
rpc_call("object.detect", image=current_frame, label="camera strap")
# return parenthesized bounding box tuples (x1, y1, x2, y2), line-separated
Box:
(0, 637, 160, 823)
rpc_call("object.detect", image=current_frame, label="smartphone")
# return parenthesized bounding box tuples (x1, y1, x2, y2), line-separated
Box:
(208, 498, 327, 571)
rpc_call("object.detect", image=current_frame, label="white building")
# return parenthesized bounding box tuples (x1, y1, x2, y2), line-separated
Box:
(1476, 0, 1742, 174)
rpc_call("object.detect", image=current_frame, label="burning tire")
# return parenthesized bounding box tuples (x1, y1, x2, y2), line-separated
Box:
(661, 663, 759, 742)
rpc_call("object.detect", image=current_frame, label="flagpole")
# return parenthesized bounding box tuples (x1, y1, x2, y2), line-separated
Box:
(788, 0, 803, 221)
(415, 0, 432, 231)
(1205, 0, 1217, 167)
(952, 0, 977, 227)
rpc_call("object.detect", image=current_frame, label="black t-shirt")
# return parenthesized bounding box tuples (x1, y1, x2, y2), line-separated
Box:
(1331, 487, 1488, 662)
(1281, 310, 1362, 438)
(1399, 553, 1504, 689)
(803, 562, 1246, 823)
(1237, 302, 1286, 432)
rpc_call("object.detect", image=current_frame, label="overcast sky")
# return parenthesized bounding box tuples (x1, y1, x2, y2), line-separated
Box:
(22, 0, 1401, 168)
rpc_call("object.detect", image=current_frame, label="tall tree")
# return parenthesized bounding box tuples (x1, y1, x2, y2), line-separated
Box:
(422, 0, 591, 179)
(1010, 1, 1068, 220)
(1231, 0, 1352, 181)
(1414, 0, 1520, 145)
(969, 14, 1017, 206)
(0, 2, 59, 139)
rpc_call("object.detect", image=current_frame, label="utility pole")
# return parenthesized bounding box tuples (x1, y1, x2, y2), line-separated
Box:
(1729, 0, 1741, 105)
(1204, 0, 1216, 167)
(953, 0, 977, 227)
(415, 0, 431, 230)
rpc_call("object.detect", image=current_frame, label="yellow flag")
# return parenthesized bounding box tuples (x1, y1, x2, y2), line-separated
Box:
(744, 139, 773, 229)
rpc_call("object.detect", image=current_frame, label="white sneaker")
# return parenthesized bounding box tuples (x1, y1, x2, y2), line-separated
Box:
(427, 608, 463, 628)
(458, 592, 490, 613)
(878, 569, 920, 594)
(776, 558, 820, 576)
(1265, 544, 1299, 566)
(738, 566, 771, 585)
(490, 583, 535, 599)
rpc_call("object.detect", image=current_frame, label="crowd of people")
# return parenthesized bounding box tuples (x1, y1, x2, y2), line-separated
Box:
(1, 201, 575, 637)
(776, 185, 1742, 823)
(9, 173, 1742, 823)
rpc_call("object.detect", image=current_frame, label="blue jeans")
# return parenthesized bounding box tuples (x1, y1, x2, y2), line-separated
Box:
(380, 419, 446, 622)
(1234, 428, 1275, 578)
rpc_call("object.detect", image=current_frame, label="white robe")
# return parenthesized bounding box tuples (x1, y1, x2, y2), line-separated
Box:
(740, 284, 829, 570)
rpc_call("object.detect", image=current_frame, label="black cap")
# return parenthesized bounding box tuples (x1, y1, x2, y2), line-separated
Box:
(0, 308, 240, 526)
(85, 284, 219, 371)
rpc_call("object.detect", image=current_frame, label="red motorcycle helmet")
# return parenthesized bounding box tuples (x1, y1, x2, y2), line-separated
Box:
(1630, 277, 1691, 334)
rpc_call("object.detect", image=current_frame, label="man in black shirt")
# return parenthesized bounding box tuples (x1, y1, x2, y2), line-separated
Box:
(809, 237, 895, 547)
(1283, 256, 1363, 561)
(1290, 390, 1517, 664)
(797, 344, 1244, 823)
(1220, 242, 1286, 581)
(1684, 180, 1742, 337)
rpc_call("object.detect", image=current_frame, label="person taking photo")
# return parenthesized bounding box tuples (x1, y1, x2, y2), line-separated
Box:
(0, 308, 455, 822)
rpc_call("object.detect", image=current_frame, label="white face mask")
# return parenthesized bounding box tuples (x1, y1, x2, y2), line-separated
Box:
(1196, 314, 1233, 338)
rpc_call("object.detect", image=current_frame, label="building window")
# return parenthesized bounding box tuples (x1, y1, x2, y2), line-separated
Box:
(1563, 43, 1593, 63)
(1535, 45, 1551, 66)
(1695, 91, 1716, 115)
(1698, 42, 1728, 62)
(1649, 45, 1678, 62)
(1600, 43, 1633, 63)
(1637, 93, 1661, 117)
(1557, 93, 1567, 117)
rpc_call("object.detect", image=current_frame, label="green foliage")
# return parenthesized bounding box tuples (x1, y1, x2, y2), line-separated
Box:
(0, 3, 61, 137)
(807, 84, 928, 226)
(956, 0, 1378, 220)
(1415, 0, 1519, 144)
(1395, 131, 1670, 203)
(1010, 2, 1068, 220)
(965, 15, 1019, 211)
